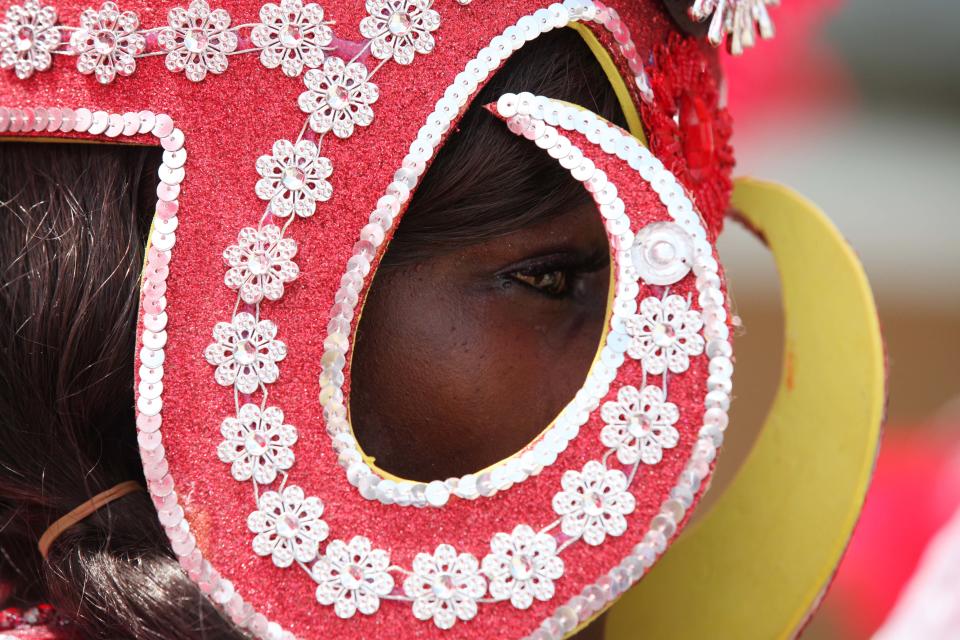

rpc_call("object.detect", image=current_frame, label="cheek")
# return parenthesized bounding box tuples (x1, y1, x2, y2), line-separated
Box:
(352, 268, 607, 480)
(481, 295, 606, 413)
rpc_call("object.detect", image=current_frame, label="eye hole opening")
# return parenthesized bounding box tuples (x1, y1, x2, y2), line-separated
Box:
(347, 27, 626, 484)
(349, 203, 614, 482)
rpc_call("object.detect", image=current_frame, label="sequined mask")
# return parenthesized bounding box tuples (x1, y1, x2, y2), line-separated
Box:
(0, 1, 779, 637)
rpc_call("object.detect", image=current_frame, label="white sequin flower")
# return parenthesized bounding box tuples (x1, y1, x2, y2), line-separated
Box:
(157, 0, 238, 82)
(359, 0, 440, 66)
(625, 294, 705, 375)
(403, 544, 487, 630)
(247, 485, 328, 568)
(251, 0, 332, 77)
(601, 384, 680, 466)
(551, 460, 636, 546)
(204, 312, 287, 394)
(481, 524, 564, 610)
(690, 0, 777, 55)
(313, 536, 395, 619)
(299, 56, 379, 139)
(218, 403, 297, 484)
(222, 224, 299, 304)
(255, 139, 333, 218)
(0, 0, 61, 80)
(70, 2, 145, 84)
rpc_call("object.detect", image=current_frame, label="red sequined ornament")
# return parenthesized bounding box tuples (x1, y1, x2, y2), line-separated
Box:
(642, 33, 735, 236)
(0, 603, 58, 630)
(0, 608, 22, 630)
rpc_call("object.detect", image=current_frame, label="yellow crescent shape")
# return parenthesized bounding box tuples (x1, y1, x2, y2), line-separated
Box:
(604, 178, 885, 638)
(569, 22, 648, 146)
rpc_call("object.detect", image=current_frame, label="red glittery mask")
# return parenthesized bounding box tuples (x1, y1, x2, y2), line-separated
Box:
(0, 0, 771, 637)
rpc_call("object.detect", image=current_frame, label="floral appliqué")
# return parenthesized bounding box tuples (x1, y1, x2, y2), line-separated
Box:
(251, 0, 332, 77)
(0, 0, 61, 79)
(299, 56, 379, 139)
(625, 294, 705, 375)
(158, 0, 238, 82)
(204, 312, 287, 394)
(313, 536, 395, 619)
(222, 224, 299, 304)
(359, 0, 440, 66)
(247, 485, 328, 567)
(600, 384, 680, 466)
(255, 138, 333, 218)
(70, 2, 145, 84)
(481, 524, 564, 610)
(552, 460, 636, 546)
(218, 403, 297, 484)
(403, 544, 487, 629)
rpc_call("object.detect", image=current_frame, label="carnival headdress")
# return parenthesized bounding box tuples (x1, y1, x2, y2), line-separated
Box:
(0, 0, 884, 638)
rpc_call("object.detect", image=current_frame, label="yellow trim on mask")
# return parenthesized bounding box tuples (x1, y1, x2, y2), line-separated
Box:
(568, 22, 647, 146)
(602, 179, 885, 639)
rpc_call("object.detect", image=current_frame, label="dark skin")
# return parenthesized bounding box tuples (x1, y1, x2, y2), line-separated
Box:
(352, 201, 610, 638)
(352, 201, 610, 481)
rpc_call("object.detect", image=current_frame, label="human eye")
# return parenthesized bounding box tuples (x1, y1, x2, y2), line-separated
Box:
(509, 266, 571, 297)
(502, 250, 608, 300)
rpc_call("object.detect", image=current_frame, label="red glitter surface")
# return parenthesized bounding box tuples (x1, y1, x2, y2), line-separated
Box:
(642, 32, 735, 239)
(0, 1, 732, 637)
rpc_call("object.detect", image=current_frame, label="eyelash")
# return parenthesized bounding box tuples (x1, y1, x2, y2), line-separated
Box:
(510, 268, 572, 298)
(503, 252, 608, 300)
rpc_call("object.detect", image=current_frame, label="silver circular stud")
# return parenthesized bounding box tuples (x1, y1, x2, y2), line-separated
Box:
(631, 222, 694, 286)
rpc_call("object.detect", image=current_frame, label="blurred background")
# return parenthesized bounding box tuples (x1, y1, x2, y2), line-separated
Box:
(714, 1, 960, 637)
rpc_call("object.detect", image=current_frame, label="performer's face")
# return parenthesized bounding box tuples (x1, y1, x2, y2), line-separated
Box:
(351, 202, 610, 481)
